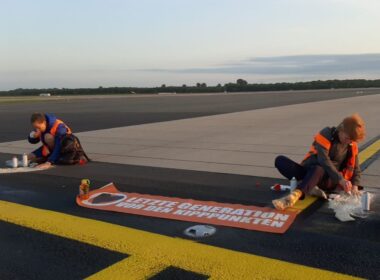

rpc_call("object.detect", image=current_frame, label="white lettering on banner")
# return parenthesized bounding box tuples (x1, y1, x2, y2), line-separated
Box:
(261, 219, 272, 226)
(178, 203, 192, 209)
(273, 213, 289, 221)
(209, 207, 222, 213)
(253, 211, 263, 217)
(271, 221, 285, 228)
(230, 209, 244, 215)
(143, 206, 173, 213)
(172, 209, 288, 228)
(115, 202, 145, 209)
(261, 212, 275, 219)
(228, 215, 241, 222)
(118, 199, 291, 227)
(94, 190, 290, 229)
(219, 207, 233, 214)
(124, 197, 178, 208)
(240, 217, 252, 223)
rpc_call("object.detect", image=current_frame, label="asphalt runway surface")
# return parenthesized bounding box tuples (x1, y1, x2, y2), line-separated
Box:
(0, 88, 379, 142)
(0, 89, 379, 279)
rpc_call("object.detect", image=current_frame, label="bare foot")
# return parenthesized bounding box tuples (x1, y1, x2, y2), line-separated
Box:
(309, 186, 327, 199)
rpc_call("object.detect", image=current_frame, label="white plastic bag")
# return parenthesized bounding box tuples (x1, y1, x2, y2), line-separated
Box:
(328, 192, 368, 222)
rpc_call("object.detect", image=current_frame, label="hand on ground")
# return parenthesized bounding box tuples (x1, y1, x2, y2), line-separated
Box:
(37, 162, 52, 169)
(351, 185, 360, 196)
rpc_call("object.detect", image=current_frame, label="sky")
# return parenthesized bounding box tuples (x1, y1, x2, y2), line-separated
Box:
(1, 0, 380, 90)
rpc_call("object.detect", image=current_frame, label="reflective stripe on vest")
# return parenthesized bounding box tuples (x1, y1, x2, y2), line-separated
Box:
(40, 119, 72, 157)
(302, 132, 358, 181)
(50, 119, 72, 136)
(341, 142, 359, 180)
(303, 133, 331, 161)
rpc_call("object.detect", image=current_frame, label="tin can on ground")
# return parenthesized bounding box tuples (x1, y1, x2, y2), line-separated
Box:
(361, 191, 372, 211)
(12, 156, 18, 168)
(79, 179, 90, 200)
(22, 153, 28, 167)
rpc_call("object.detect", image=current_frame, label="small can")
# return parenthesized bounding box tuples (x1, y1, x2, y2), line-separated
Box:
(79, 179, 90, 200)
(12, 156, 18, 168)
(361, 191, 372, 211)
(22, 153, 28, 167)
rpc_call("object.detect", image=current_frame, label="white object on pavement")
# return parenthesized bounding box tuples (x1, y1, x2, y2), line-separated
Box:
(328, 192, 369, 222)
(270, 185, 292, 191)
(0, 166, 46, 174)
(3, 159, 52, 173)
(6, 159, 23, 168)
(290, 177, 298, 191)
(361, 191, 372, 211)
(22, 153, 29, 167)
(11, 156, 18, 168)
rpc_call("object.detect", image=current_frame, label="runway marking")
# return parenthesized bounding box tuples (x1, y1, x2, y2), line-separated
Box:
(287, 196, 318, 212)
(0, 200, 360, 280)
(0, 139, 377, 279)
(359, 139, 380, 164)
(86, 255, 166, 280)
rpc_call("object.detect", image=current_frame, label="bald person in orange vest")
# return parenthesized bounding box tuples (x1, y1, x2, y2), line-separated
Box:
(273, 113, 365, 210)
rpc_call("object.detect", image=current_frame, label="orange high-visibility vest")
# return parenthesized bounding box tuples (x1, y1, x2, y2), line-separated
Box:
(41, 119, 72, 157)
(303, 133, 358, 181)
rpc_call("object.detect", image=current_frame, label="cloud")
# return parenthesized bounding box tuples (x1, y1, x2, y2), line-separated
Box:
(3, 53, 380, 90)
(141, 54, 380, 76)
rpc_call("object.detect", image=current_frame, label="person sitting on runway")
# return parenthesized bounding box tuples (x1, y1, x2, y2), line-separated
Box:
(28, 112, 89, 169)
(272, 113, 366, 210)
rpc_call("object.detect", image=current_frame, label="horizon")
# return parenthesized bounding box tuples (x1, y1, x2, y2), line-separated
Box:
(3, 77, 380, 92)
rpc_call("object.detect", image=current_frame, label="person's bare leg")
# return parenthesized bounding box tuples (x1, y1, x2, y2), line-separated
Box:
(44, 133, 55, 150)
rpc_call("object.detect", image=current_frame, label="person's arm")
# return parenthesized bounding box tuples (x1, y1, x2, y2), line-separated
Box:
(315, 143, 343, 184)
(351, 154, 361, 186)
(47, 125, 68, 164)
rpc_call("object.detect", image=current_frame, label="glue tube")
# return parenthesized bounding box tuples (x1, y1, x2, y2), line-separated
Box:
(79, 179, 91, 200)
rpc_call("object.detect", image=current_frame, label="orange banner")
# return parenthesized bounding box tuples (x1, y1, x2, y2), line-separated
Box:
(76, 183, 297, 234)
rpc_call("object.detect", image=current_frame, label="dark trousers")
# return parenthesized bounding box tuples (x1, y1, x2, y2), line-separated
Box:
(274, 155, 335, 194)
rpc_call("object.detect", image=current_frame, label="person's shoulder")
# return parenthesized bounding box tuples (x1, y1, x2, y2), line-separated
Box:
(45, 113, 57, 125)
(45, 113, 57, 119)
(319, 126, 335, 139)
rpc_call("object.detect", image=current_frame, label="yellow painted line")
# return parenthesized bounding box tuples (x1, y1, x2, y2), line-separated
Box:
(86, 255, 166, 280)
(0, 200, 361, 280)
(359, 139, 380, 164)
(288, 196, 318, 212)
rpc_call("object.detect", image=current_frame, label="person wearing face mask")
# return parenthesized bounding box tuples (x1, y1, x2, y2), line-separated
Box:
(272, 113, 366, 211)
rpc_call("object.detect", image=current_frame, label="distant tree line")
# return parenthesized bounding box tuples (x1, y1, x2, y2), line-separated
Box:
(1, 79, 380, 96)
